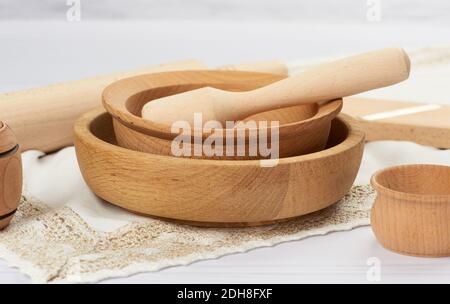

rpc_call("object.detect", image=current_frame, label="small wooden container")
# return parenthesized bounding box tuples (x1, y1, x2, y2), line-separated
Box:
(74, 108, 364, 227)
(371, 164, 450, 257)
(0, 122, 22, 229)
(102, 71, 342, 160)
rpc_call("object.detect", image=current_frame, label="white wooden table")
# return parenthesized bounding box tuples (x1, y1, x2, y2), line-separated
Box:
(1, 20, 449, 284)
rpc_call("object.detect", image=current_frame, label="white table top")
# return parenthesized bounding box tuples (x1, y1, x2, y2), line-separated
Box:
(1, 20, 450, 284)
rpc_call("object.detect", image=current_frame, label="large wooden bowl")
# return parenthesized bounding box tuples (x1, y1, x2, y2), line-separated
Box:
(371, 164, 450, 257)
(74, 108, 364, 227)
(102, 71, 342, 159)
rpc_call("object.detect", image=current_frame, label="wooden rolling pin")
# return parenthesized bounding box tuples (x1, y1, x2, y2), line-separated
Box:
(0, 60, 204, 153)
(0, 60, 286, 153)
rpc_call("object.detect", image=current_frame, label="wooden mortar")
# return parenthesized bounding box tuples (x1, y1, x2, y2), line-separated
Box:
(103, 71, 342, 159)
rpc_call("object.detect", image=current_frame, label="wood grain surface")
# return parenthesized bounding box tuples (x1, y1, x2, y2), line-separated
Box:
(0, 60, 207, 153)
(344, 97, 450, 149)
(371, 164, 450, 257)
(0, 123, 22, 229)
(104, 70, 342, 159)
(74, 108, 364, 226)
(141, 48, 410, 125)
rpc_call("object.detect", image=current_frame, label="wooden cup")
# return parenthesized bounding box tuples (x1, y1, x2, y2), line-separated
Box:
(371, 164, 450, 257)
(0, 122, 22, 229)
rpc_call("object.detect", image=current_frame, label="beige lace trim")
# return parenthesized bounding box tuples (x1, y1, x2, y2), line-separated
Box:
(0, 185, 375, 283)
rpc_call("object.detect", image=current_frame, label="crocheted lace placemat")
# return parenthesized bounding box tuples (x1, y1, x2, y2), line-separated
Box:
(0, 185, 375, 283)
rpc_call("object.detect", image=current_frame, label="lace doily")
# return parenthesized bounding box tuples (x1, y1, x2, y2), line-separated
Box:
(0, 185, 375, 283)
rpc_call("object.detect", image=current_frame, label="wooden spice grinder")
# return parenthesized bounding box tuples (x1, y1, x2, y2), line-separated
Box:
(0, 122, 22, 229)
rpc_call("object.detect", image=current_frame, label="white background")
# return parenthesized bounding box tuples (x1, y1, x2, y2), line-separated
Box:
(2, 0, 450, 23)
(0, 0, 450, 283)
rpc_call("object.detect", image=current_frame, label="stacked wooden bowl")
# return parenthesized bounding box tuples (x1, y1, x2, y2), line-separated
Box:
(74, 70, 365, 227)
(103, 71, 343, 160)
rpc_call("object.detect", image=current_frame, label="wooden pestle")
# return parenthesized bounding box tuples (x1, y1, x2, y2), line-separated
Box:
(142, 48, 411, 125)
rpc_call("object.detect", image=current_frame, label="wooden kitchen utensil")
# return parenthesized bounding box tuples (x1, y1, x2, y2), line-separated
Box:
(371, 164, 450, 257)
(262, 54, 450, 149)
(344, 97, 450, 149)
(74, 108, 364, 227)
(104, 71, 342, 159)
(224, 55, 450, 149)
(141, 48, 410, 125)
(0, 122, 22, 229)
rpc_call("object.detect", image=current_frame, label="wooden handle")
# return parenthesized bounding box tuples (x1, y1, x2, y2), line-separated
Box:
(0, 60, 207, 153)
(236, 48, 410, 117)
(343, 96, 450, 148)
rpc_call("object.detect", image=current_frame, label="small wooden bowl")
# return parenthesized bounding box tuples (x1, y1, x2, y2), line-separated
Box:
(0, 122, 22, 229)
(102, 71, 343, 159)
(74, 108, 364, 227)
(371, 164, 450, 257)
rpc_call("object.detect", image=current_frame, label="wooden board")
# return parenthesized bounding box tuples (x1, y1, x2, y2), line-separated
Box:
(344, 97, 450, 149)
